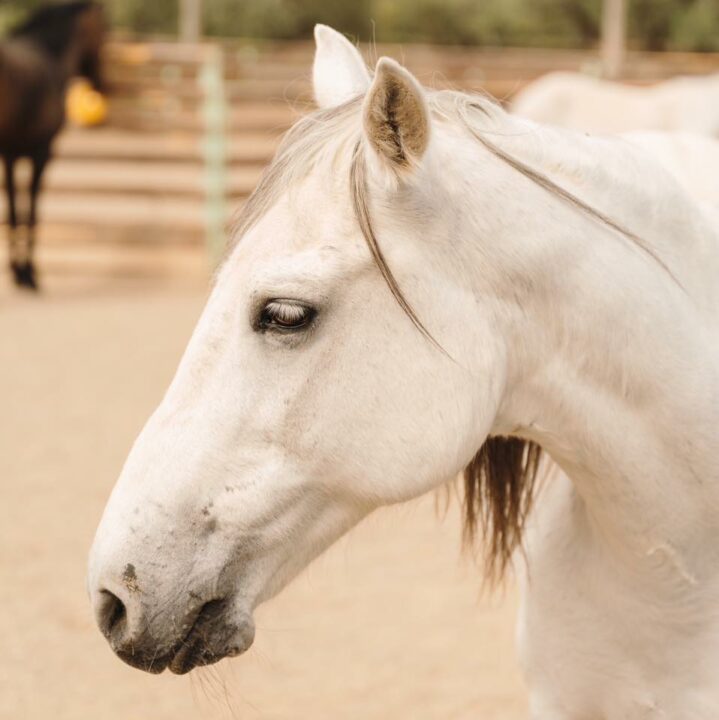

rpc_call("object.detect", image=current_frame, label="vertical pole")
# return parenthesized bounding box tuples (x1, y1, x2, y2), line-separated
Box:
(179, 0, 202, 43)
(200, 44, 227, 268)
(601, 0, 626, 79)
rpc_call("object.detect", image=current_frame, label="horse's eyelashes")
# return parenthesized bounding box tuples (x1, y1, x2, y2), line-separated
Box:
(257, 300, 316, 333)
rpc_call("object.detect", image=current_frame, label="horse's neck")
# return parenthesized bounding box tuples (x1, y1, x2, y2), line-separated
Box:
(455, 116, 719, 574)
(516, 120, 719, 310)
(15, 22, 82, 81)
(0, 42, 72, 107)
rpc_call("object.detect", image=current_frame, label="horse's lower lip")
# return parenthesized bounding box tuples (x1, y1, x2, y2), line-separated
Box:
(116, 647, 173, 674)
(168, 634, 224, 675)
(167, 628, 252, 675)
(166, 599, 231, 674)
(166, 603, 255, 675)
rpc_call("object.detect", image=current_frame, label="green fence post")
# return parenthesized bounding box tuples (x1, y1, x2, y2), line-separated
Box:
(200, 43, 227, 269)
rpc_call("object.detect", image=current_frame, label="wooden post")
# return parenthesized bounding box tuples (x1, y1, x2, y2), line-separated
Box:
(601, 0, 626, 79)
(179, 0, 202, 42)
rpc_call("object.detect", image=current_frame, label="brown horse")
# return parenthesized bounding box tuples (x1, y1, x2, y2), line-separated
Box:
(0, 1, 104, 290)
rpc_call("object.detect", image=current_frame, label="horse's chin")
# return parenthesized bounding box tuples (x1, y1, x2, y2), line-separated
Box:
(114, 603, 256, 675)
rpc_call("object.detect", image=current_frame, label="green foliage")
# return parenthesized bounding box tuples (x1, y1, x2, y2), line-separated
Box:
(1, 0, 718, 52)
(201, 0, 372, 40)
(670, 0, 719, 51)
(0, 0, 42, 34)
(629, 0, 684, 50)
(105, 0, 178, 35)
(0, 7, 23, 34)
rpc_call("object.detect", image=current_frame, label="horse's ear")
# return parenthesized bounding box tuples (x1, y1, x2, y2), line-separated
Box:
(312, 24, 371, 109)
(362, 57, 430, 175)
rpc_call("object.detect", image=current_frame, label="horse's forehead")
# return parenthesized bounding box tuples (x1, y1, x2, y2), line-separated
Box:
(240, 175, 363, 259)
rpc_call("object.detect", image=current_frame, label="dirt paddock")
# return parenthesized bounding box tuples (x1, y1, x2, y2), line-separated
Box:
(0, 248, 527, 719)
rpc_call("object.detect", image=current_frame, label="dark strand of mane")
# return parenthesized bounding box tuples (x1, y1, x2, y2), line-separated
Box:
(10, 2, 94, 58)
(463, 437, 542, 582)
(349, 140, 446, 354)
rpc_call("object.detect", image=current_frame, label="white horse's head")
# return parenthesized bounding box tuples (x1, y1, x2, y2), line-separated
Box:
(88, 26, 541, 674)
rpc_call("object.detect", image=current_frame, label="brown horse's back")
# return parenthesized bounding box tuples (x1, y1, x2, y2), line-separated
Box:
(0, 40, 65, 157)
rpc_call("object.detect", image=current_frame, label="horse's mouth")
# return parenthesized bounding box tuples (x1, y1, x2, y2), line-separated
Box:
(115, 600, 255, 675)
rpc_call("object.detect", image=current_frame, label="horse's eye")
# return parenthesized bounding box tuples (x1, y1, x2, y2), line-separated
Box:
(258, 300, 316, 333)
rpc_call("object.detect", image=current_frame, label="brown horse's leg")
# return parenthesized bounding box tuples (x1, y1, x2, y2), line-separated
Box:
(22, 146, 51, 290)
(3, 155, 21, 285)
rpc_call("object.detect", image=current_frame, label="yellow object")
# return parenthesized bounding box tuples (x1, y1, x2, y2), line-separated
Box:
(66, 81, 108, 127)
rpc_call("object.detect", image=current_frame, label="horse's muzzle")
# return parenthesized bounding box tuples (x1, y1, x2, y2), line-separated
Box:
(94, 584, 255, 674)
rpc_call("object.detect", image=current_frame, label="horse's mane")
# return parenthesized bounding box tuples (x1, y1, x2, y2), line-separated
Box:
(10, 1, 95, 57)
(230, 88, 674, 582)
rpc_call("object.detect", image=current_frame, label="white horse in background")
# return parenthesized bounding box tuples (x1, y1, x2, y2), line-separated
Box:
(626, 132, 719, 207)
(89, 26, 719, 719)
(512, 70, 719, 136)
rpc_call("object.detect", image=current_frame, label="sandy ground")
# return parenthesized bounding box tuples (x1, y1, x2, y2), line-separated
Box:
(0, 250, 527, 719)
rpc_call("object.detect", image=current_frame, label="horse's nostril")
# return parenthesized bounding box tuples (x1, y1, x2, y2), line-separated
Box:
(197, 598, 225, 622)
(97, 589, 126, 640)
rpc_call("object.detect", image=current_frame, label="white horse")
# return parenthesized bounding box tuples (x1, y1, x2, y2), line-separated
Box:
(89, 26, 719, 719)
(511, 70, 719, 136)
(626, 131, 719, 207)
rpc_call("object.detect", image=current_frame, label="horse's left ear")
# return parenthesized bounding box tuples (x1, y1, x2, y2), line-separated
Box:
(362, 57, 430, 175)
(313, 25, 371, 109)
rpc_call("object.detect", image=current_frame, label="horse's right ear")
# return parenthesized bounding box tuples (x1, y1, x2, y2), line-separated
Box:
(312, 25, 371, 109)
(362, 57, 430, 176)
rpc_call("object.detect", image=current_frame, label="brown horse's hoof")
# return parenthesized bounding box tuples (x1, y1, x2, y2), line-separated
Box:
(11, 261, 39, 291)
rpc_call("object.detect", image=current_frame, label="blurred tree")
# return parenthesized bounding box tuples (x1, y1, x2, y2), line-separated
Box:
(670, 0, 719, 51)
(1, 0, 718, 52)
(105, 0, 178, 35)
(629, 0, 682, 50)
(373, 0, 483, 45)
(202, 0, 372, 41)
(554, 0, 601, 45)
(0, 0, 42, 34)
